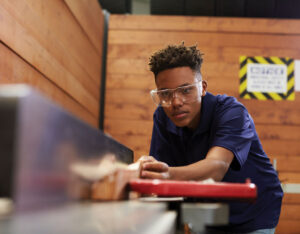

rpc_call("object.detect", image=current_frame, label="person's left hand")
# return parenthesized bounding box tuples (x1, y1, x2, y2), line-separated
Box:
(138, 156, 170, 179)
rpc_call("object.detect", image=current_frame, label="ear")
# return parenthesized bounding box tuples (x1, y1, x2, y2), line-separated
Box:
(201, 80, 208, 96)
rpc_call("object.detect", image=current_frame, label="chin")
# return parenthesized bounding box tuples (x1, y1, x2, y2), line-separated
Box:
(172, 119, 190, 128)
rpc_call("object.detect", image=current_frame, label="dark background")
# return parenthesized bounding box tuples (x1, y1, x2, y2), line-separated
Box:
(98, 0, 300, 18)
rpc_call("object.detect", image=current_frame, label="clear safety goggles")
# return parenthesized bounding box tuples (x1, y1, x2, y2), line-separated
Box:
(150, 81, 202, 107)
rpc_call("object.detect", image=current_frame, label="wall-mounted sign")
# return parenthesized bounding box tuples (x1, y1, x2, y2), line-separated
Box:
(239, 56, 295, 100)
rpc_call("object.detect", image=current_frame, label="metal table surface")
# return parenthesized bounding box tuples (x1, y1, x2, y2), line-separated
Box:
(0, 201, 176, 234)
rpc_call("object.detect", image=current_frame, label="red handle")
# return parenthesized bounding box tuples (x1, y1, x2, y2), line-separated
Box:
(130, 179, 257, 201)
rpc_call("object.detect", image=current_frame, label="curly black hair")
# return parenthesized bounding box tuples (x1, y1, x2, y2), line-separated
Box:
(149, 43, 204, 76)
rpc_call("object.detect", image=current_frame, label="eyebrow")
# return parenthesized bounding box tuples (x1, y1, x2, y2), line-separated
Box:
(178, 83, 192, 87)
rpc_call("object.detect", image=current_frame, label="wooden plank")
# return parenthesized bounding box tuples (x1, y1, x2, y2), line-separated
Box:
(107, 58, 150, 75)
(219, 47, 300, 63)
(270, 156, 300, 173)
(64, 0, 104, 55)
(0, 1, 99, 117)
(280, 204, 300, 220)
(200, 81, 239, 93)
(242, 101, 300, 125)
(105, 89, 155, 105)
(108, 44, 300, 61)
(0, 42, 97, 127)
(108, 31, 300, 50)
(107, 44, 163, 59)
(104, 119, 153, 136)
(278, 172, 300, 184)
(106, 74, 155, 90)
(106, 58, 240, 78)
(261, 139, 300, 156)
(109, 15, 300, 35)
(282, 193, 300, 204)
(105, 103, 156, 121)
(25, 0, 102, 86)
(104, 134, 151, 155)
(1, 0, 100, 98)
(276, 220, 300, 234)
(256, 125, 300, 141)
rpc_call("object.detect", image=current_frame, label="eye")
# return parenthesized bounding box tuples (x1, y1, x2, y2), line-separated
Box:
(159, 90, 171, 98)
(181, 87, 192, 94)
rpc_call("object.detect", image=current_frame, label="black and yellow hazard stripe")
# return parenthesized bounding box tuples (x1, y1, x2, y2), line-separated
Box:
(239, 56, 295, 101)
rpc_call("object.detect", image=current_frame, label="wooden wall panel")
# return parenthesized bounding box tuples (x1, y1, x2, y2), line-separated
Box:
(25, 0, 102, 86)
(0, 42, 96, 126)
(0, 0, 104, 127)
(108, 44, 300, 61)
(64, 0, 104, 55)
(105, 15, 300, 233)
(108, 15, 300, 34)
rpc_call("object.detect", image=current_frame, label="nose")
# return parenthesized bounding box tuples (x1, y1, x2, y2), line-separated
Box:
(171, 93, 183, 107)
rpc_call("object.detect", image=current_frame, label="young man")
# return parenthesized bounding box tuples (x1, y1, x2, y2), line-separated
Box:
(140, 43, 283, 234)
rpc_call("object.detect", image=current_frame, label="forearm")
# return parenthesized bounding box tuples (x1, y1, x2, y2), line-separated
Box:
(169, 158, 230, 181)
(140, 147, 233, 181)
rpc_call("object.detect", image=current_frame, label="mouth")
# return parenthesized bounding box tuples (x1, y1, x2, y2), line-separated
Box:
(172, 111, 188, 119)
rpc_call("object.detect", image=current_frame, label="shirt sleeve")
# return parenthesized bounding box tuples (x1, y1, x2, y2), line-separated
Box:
(211, 97, 255, 170)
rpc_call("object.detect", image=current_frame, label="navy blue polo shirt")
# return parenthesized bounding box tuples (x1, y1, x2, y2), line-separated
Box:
(149, 92, 283, 233)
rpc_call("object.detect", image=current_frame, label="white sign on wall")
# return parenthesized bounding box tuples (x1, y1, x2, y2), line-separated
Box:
(247, 63, 287, 93)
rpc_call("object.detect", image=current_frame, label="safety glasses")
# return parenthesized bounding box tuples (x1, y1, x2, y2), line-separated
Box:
(150, 81, 202, 107)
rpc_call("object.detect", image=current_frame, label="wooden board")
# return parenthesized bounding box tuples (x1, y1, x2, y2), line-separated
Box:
(108, 31, 300, 49)
(276, 220, 300, 234)
(109, 15, 300, 34)
(0, 42, 97, 127)
(270, 156, 300, 173)
(283, 194, 300, 204)
(24, 0, 102, 86)
(64, 0, 104, 55)
(108, 44, 300, 61)
(104, 119, 153, 136)
(0, 0, 102, 118)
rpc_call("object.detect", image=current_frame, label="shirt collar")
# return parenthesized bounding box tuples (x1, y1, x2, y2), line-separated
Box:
(164, 92, 217, 136)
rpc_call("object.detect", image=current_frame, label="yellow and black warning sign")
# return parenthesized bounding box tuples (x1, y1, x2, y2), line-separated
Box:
(239, 56, 295, 100)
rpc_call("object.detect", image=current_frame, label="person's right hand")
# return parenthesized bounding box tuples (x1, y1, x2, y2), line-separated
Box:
(138, 156, 170, 180)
